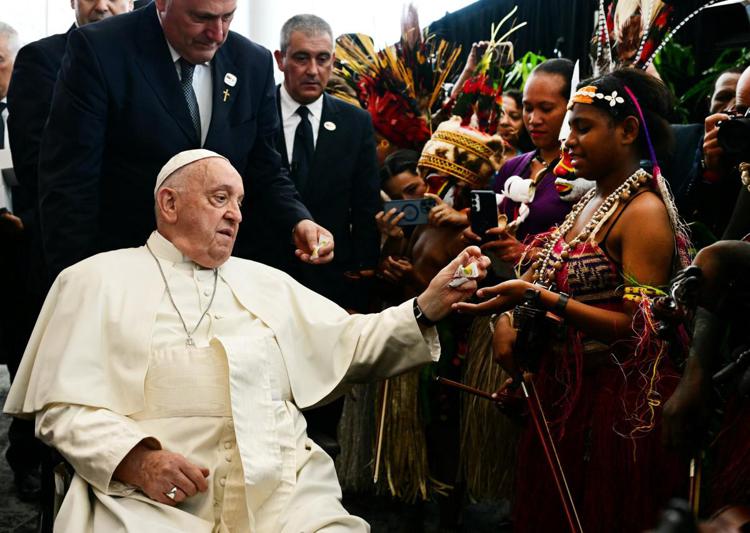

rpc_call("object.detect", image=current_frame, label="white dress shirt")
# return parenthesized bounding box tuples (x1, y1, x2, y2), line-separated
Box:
(0, 99, 12, 210)
(278, 84, 323, 164)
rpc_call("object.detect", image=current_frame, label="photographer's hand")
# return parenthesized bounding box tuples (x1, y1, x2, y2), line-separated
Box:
(703, 112, 730, 176)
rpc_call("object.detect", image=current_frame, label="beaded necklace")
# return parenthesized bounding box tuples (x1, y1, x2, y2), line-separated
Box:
(531, 168, 651, 288)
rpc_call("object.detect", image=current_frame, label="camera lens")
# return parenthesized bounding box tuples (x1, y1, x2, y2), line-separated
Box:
(401, 204, 419, 223)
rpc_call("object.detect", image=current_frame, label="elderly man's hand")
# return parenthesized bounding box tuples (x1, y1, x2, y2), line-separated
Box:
(114, 441, 209, 506)
(415, 246, 490, 324)
(293, 219, 334, 264)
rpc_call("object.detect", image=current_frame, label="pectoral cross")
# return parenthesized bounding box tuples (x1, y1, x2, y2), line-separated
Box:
(223, 89, 230, 102)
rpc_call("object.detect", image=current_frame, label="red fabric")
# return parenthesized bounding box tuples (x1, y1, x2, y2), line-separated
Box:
(513, 238, 688, 532)
(707, 399, 750, 513)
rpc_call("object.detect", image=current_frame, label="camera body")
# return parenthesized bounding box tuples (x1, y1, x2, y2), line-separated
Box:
(717, 114, 750, 162)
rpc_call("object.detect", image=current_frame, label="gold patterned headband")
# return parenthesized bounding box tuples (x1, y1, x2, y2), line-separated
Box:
(430, 130, 496, 161)
(417, 153, 484, 187)
(568, 85, 626, 110)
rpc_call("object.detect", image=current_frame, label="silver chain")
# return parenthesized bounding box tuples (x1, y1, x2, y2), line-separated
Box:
(146, 243, 218, 347)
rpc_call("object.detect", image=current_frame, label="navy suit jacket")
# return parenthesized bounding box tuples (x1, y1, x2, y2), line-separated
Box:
(7, 26, 75, 303)
(38, 3, 309, 277)
(8, 26, 72, 241)
(261, 91, 380, 308)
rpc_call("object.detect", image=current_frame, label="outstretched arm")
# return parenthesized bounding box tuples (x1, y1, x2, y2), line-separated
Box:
(454, 191, 676, 343)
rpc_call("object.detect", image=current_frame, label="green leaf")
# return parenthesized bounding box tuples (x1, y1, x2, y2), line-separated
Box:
(504, 51, 547, 90)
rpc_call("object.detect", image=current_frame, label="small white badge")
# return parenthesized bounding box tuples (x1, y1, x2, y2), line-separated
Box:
(324, 121, 336, 131)
(224, 73, 237, 87)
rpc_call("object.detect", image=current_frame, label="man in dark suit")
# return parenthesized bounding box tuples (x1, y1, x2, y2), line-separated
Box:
(269, 14, 380, 309)
(9, 0, 135, 272)
(37, 0, 333, 280)
(267, 14, 380, 454)
(5, 0, 135, 504)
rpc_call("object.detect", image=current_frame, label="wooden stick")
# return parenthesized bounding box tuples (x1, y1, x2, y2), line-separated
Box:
(435, 376, 498, 401)
(373, 379, 389, 484)
(689, 456, 702, 518)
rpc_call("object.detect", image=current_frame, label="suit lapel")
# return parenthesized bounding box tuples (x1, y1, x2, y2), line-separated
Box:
(134, 4, 199, 145)
(304, 94, 340, 197)
(204, 49, 240, 148)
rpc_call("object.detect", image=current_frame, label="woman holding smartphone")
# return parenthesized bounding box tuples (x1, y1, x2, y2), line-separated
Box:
(480, 59, 576, 266)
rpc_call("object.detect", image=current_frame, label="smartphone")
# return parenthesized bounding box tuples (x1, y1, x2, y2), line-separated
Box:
(469, 190, 499, 240)
(383, 198, 437, 226)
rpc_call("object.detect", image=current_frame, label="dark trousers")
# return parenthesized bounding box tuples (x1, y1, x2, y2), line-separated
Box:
(1, 228, 45, 476)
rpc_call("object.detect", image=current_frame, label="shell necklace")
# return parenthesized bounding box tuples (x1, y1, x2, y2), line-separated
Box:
(531, 168, 651, 288)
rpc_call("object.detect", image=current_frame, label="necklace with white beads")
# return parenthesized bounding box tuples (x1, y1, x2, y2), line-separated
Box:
(531, 168, 651, 288)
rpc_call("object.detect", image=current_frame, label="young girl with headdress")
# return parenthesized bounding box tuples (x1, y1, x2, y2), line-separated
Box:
(456, 67, 690, 531)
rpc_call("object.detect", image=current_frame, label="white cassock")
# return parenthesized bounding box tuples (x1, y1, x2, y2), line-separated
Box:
(4, 231, 440, 532)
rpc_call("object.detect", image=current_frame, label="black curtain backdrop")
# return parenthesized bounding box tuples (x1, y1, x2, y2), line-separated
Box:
(428, 0, 750, 78)
(428, 0, 598, 73)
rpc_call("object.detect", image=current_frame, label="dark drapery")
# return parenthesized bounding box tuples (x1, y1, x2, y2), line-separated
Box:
(428, 0, 598, 71)
(428, 0, 749, 76)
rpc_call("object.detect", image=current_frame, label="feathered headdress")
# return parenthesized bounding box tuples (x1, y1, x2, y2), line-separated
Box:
(593, 0, 721, 75)
(333, 5, 462, 151)
(450, 7, 527, 135)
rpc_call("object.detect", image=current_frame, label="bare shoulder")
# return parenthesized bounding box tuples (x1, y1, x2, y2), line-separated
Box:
(618, 189, 675, 258)
(619, 189, 671, 229)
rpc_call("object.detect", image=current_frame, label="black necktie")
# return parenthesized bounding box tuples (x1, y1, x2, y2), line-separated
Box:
(179, 58, 201, 143)
(0, 101, 6, 150)
(292, 106, 314, 190)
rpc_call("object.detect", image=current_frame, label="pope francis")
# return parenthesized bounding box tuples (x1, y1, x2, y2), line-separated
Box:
(4, 149, 490, 532)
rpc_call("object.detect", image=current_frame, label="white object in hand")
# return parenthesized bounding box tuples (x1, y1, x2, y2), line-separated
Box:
(448, 262, 480, 288)
(311, 237, 331, 260)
